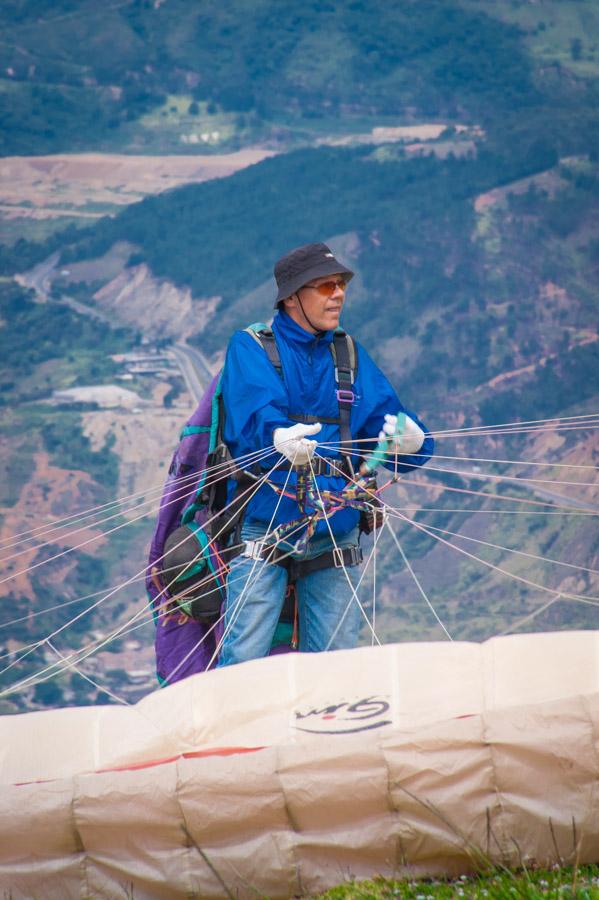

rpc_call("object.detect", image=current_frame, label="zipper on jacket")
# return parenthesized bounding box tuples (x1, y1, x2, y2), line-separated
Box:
(308, 333, 322, 366)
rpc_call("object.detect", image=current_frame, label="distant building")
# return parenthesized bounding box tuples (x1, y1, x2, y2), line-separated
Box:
(52, 385, 144, 409)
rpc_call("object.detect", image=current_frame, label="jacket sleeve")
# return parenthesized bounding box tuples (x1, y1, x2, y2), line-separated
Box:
(354, 342, 434, 474)
(221, 330, 291, 461)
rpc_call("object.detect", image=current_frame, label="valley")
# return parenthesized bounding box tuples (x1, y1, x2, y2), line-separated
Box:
(0, 0, 597, 713)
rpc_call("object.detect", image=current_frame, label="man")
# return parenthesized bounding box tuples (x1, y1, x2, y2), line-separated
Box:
(217, 242, 433, 667)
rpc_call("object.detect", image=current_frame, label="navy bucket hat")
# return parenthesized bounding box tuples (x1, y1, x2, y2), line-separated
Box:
(273, 242, 354, 306)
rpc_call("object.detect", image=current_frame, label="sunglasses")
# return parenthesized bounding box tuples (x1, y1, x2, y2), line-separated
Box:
(302, 278, 348, 298)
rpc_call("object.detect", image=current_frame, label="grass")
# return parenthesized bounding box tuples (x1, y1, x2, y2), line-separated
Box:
(122, 93, 241, 154)
(316, 865, 599, 898)
(0, 215, 91, 247)
(459, 0, 599, 80)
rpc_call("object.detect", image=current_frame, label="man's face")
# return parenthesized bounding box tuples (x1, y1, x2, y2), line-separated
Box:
(283, 274, 348, 333)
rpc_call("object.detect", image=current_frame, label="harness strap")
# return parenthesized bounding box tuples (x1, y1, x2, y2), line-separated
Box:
(283, 545, 362, 583)
(245, 323, 359, 474)
(288, 413, 339, 425)
(331, 330, 355, 451)
(242, 541, 362, 582)
(245, 326, 283, 377)
(179, 424, 211, 439)
(264, 455, 350, 477)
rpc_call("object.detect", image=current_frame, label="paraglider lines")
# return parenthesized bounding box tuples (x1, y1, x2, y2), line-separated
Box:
(2, 411, 597, 702)
(200, 460, 299, 676)
(386, 523, 453, 641)
(0, 458, 283, 698)
(307, 455, 382, 646)
(0, 444, 277, 570)
(323, 523, 385, 652)
(46, 638, 131, 707)
(0, 440, 277, 556)
(388, 518, 599, 577)
(389, 509, 599, 607)
(314, 450, 598, 641)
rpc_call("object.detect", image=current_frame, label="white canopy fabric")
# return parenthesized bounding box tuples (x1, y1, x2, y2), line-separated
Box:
(0, 630, 598, 897)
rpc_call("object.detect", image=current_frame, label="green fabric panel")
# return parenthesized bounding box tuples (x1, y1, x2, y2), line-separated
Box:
(180, 424, 211, 439)
(146, 588, 160, 625)
(271, 621, 293, 648)
(181, 371, 225, 524)
(175, 523, 209, 579)
(209, 370, 224, 453)
(174, 558, 206, 581)
(181, 502, 200, 525)
(173, 523, 224, 617)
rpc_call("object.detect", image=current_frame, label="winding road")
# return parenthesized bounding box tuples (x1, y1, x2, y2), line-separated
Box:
(171, 342, 215, 401)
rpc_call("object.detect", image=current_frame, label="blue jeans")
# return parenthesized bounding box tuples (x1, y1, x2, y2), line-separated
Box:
(217, 523, 362, 667)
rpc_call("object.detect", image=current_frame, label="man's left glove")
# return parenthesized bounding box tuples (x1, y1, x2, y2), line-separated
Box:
(379, 413, 425, 455)
(273, 422, 322, 465)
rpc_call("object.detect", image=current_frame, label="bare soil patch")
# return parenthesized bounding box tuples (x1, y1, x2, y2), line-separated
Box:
(82, 403, 190, 500)
(0, 452, 105, 601)
(0, 148, 276, 218)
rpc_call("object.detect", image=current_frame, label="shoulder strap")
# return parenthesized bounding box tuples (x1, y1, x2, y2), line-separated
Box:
(244, 323, 283, 379)
(330, 328, 358, 379)
(329, 330, 358, 455)
(244, 323, 358, 473)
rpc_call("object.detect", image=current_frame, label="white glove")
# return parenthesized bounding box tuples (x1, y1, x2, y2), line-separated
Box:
(379, 413, 425, 455)
(273, 422, 322, 465)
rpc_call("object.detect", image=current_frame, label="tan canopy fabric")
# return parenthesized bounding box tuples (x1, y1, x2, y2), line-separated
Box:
(0, 630, 598, 897)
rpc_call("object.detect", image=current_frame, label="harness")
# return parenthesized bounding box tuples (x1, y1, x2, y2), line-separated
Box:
(244, 324, 358, 477)
(218, 323, 364, 582)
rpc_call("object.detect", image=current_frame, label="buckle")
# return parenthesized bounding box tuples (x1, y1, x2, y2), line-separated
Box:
(336, 388, 355, 404)
(333, 547, 345, 567)
(343, 454, 355, 478)
(334, 366, 354, 385)
(315, 458, 331, 475)
(350, 546, 363, 566)
(242, 539, 267, 560)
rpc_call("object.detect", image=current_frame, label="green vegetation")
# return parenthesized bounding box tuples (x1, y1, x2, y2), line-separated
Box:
(480, 344, 599, 425)
(0, 215, 90, 248)
(0, 280, 139, 711)
(54, 134, 556, 344)
(0, 0, 540, 156)
(41, 411, 119, 486)
(34, 134, 594, 427)
(460, 0, 599, 79)
(0, 281, 132, 403)
(316, 865, 599, 898)
(1, 0, 597, 710)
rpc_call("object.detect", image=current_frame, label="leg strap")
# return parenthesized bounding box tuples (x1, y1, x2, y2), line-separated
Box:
(285, 545, 362, 583)
(241, 541, 362, 583)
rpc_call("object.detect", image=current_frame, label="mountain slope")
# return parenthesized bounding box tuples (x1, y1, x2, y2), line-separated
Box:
(0, 0, 539, 155)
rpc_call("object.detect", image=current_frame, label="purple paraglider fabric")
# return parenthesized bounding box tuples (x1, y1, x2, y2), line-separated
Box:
(146, 374, 223, 684)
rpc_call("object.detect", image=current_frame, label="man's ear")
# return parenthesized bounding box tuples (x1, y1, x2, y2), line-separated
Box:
(282, 294, 298, 311)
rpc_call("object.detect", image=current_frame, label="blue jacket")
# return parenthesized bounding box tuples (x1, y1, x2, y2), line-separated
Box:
(221, 310, 434, 538)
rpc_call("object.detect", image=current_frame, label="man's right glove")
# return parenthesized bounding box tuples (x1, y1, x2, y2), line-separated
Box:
(273, 422, 322, 465)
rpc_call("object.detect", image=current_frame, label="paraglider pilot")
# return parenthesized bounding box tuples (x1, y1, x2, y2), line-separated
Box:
(218, 242, 434, 667)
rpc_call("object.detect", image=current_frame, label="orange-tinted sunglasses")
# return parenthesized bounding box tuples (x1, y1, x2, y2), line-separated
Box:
(302, 278, 348, 298)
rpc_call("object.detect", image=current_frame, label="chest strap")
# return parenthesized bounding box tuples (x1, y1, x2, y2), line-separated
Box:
(268, 455, 350, 476)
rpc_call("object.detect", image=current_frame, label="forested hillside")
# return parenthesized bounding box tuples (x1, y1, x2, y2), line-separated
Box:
(1, 0, 594, 155)
(13, 130, 598, 428)
(0, 0, 597, 711)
